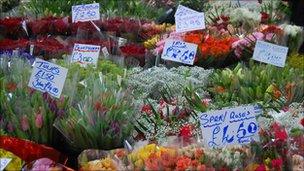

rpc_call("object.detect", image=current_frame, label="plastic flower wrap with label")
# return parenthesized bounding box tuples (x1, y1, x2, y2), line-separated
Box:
(209, 62, 304, 109)
(135, 91, 202, 144)
(0, 57, 68, 146)
(54, 75, 135, 152)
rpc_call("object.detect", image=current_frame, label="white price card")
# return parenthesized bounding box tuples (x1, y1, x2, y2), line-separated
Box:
(199, 105, 262, 149)
(174, 5, 205, 33)
(175, 5, 198, 17)
(252, 40, 288, 67)
(71, 43, 101, 67)
(0, 158, 12, 171)
(175, 12, 205, 33)
(72, 3, 100, 23)
(28, 58, 68, 98)
(161, 39, 197, 65)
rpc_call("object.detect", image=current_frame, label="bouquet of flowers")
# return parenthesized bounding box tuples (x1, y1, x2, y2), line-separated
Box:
(78, 148, 128, 170)
(0, 58, 69, 146)
(209, 62, 304, 109)
(54, 75, 136, 152)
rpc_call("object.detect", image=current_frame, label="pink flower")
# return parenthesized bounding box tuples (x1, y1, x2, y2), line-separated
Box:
(35, 112, 43, 128)
(20, 115, 29, 131)
(7, 122, 14, 132)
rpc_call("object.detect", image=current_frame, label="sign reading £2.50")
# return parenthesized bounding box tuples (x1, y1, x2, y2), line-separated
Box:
(72, 3, 100, 23)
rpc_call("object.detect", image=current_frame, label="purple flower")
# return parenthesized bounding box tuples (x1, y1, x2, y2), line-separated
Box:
(111, 121, 120, 134)
(7, 122, 14, 132)
(35, 112, 43, 128)
(56, 109, 65, 117)
(21, 115, 29, 131)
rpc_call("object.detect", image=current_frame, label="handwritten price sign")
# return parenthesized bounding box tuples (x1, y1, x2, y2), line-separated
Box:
(28, 59, 68, 98)
(175, 5, 205, 33)
(199, 105, 262, 149)
(252, 40, 288, 67)
(0, 158, 11, 171)
(72, 3, 100, 23)
(175, 13, 205, 33)
(161, 39, 197, 65)
(71, 43, 100, 67)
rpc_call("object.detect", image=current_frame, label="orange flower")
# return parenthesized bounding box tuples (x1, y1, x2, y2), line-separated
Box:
(194, 148, 204, 159)
(5, 82, 17, 92)
(215, 86, 225, 93)
(285, 82, 295, 102)
(176, 156, 192, 171)
(273, 86, 282, 99)
(184, 33, 204, 44)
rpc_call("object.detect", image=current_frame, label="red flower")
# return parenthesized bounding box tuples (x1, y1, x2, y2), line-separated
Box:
(300, 118, 304, 127)
(255, 164, 267, 171)
(271, 122, 288, 142)
(141, 104, 152, 115)
(120, 44, 146, 66)
(271, 158, 283, 169)
(179, 125, 192, 139)
(261, 12, 269, 24)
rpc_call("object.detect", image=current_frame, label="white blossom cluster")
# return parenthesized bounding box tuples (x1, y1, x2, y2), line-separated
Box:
(280, 24, 304, 37)
(258, 103, 304, 132)
(204, 145, 247, 169)
(229, 7, 261, 26)
(127, 66, 213, 100)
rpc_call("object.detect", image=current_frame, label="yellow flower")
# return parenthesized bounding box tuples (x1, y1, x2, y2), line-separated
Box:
(244, 163, 260, 171)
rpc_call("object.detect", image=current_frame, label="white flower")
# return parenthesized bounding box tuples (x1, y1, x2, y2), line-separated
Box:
(280, 24, 304, 37)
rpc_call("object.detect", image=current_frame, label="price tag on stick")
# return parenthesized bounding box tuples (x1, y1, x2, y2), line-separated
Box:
(252, 40, 288, 67)
(72, 3, 100, 23)
(71, 43, 101, 67)
(0, 158, 11, 171)
(199, 105, 262, 149)
(28, 58, 68, 98)
(161, 39, 197, 65)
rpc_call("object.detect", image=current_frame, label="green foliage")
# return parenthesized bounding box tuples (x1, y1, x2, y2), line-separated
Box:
(54, 75, 135, 151)
(209, 61, 304, 109)
(24, 0, 164, 19)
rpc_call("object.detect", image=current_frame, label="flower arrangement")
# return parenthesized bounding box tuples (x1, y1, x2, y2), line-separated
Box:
(0, 58, 68, 146)
(127, 66, 212, 100)
(288, 53, 304, 70)
(209, 62, 304, 108)
(54, 75, 135, 152)
(280, 24, 304, 53)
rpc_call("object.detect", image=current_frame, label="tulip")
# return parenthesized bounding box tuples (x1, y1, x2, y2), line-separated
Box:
(35, 112, 43, 128)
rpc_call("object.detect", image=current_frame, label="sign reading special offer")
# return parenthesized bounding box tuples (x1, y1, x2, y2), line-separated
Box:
(71, 43, 101, 67)
(199, 105, 262, 149)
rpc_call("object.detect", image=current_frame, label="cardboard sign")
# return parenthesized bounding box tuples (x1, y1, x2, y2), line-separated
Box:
(72, 3, 100, 23)
(0, 158, 11, 171)
(28, 58, 68, 98)
(175, 12, 205, 33)
(174, 5, 205, 33)
(175, 5, 198, 17)
(252, 40, 288, 67)
(71, 43, 100, 67)
(161, 39, 197, 65)
(199, 105, 262, 148)
(101, 47, 110, 59)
